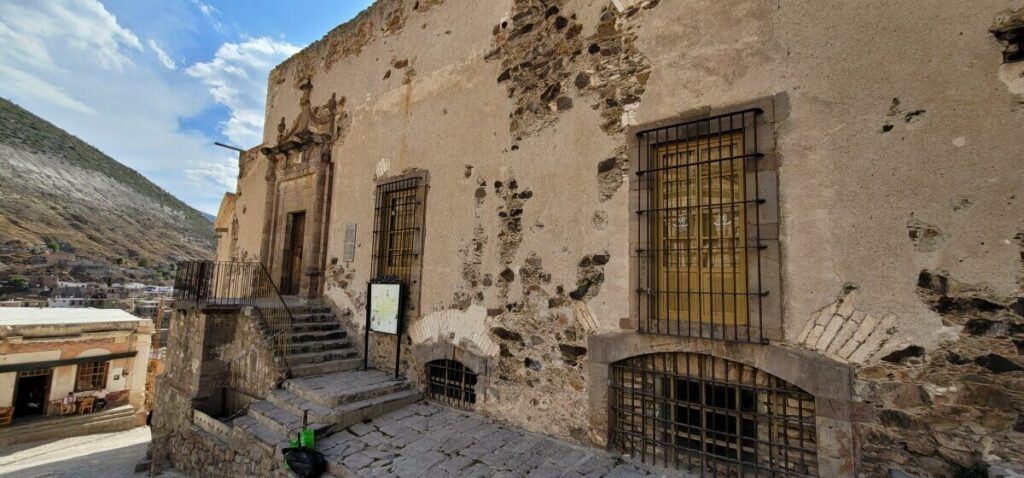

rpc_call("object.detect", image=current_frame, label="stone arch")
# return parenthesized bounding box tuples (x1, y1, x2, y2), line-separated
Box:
(585, 333, 856, 477)
(411, 341, 490, 408)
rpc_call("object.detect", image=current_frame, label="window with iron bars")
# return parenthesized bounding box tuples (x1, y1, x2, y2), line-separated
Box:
(371, 173, 427, 316)
(75, 360, 109, 392)
(425, 359, 477, 409)
(610, 352, 818, 477)
(635, 108, 775, 342)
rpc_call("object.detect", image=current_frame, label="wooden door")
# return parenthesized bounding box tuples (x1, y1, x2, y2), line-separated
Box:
(654, 132, 748, 326)
(282, 211, 306, 295)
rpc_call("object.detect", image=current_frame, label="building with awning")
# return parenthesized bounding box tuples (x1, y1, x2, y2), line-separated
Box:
(0, 307, 153, 444)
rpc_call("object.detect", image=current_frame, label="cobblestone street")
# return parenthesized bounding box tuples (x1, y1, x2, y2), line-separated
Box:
(319, 401, 682, 477)
(0, 426, 155, 478)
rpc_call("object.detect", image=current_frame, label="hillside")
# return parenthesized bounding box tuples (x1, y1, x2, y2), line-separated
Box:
(0, 98, 215, 278)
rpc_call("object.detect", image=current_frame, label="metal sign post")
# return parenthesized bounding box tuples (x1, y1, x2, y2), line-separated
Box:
(363, 277, 405, 379)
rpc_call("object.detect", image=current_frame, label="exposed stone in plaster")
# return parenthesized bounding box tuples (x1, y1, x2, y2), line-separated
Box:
(591, 210, 607, 230)
(495, 175, 530, 269)
(382, 2, 406, 36)
(569, 252, 609, 301)
(487, 0, 658, 140)
(596, 147, 630, 202)
(412, 0, 444, 12)
(858, 269, 1024, 477)
(453, 177, 489, 310)
(907, 217, 947, 253)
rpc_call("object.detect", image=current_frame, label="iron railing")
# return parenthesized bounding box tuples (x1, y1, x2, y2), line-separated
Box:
(174, 260, 294, 416)
(635, 109, 767, 342)
(610, 352, 818, 477)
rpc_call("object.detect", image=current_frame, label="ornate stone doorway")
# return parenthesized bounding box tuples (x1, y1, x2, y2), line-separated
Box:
(258, 78, 349, 299)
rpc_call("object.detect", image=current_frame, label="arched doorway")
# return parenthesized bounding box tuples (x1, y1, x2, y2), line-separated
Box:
(610, 352, 818, 477)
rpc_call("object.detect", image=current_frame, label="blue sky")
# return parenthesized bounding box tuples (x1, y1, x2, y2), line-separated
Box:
(0, 0, 374, 214)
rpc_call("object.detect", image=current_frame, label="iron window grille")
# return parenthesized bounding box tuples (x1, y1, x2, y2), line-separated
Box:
(75, 360, 109, 392)
(636, 109, 768, 342)
(610, 352, 818, 477)
(425, 359, 477, 409)
(17, 368, 51, 378)
(371, 174, 427, 315)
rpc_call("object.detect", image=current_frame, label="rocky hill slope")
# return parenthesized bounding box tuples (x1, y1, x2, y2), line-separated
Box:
(0, 98, 214, 274)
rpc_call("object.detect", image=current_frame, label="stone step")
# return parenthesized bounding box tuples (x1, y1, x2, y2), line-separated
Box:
(286, 347, 359, 366)
(289, 357, 363, 378)
(248, 400, 334, 440)
(284, 369, 416, 407)
(287, 305, 332, 315)
(331, 389, 422, 430)
(286, 338, 353, 354)
(290, 321, 341, 333)
(290, 312, 338, 323)
(0, 405, 139, 447)
(232, 415, 286, 450)
(290, 329, 347, 343)
(266, 389, 336, 423)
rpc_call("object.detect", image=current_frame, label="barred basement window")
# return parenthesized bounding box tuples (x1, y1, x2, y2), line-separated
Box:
(635, 108, 773, 342)
(425, 359, 477, 409)
(610, 353, 817, 477)
(371, 172, 427, 314)
(75, 361, 109, 392)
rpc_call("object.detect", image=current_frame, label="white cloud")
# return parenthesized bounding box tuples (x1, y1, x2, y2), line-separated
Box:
(147, 39, 176, 70)
(0, 0, 141, 73)
(186, 156, 238, 191)
(189, 0, 225, 33)
(0, 63, 96, 114)
(186, 37, 300, 147)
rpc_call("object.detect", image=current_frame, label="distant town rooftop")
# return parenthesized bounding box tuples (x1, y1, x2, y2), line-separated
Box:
(0, 307, 144, 326)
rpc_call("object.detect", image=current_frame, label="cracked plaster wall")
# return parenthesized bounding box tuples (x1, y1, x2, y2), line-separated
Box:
(219, 0, 1024, 470)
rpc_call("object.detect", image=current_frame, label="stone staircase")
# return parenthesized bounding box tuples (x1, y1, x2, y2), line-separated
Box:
(283, 301, 362, 378)
(231, 300, 422, 457)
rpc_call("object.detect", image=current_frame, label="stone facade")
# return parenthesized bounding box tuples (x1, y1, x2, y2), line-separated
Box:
(152, 306, 284, 475)
(208, 0, 1024, 476)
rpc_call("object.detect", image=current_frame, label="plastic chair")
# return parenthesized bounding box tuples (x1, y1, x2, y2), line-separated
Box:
(60, 401, 76, 415)
(77, 397, 95, 414)
(0, 407, 12, 426)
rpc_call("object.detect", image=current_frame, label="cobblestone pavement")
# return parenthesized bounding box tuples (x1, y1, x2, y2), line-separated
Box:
(318, 401, 686, 477)
(0, 426, 167, 478)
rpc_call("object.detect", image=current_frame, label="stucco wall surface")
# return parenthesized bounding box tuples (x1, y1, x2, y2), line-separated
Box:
(219, 0, 1024, 475)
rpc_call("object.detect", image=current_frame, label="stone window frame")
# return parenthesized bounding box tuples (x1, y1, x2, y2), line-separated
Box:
(628, 97, 783, 342)
(585, 332, 857, 477)
(371, 170, 429, 318)
(75, 360, 109, 392)
(412, 342, 491, 410)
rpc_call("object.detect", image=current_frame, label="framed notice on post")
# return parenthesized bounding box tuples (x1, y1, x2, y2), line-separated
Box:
(368, 283, 401, 334)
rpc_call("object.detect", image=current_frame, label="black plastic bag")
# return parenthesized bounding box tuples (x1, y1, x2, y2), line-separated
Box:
(283, 447, 327, 478)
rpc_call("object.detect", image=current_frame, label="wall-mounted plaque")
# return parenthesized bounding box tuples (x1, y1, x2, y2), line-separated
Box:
(369, 283, 401, 334)
(343, 223, 357, 262)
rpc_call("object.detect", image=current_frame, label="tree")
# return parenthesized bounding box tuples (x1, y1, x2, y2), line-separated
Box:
(8, 275, 28, 290)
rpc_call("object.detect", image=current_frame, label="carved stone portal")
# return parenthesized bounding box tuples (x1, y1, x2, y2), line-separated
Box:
(258, 79, 346, 298)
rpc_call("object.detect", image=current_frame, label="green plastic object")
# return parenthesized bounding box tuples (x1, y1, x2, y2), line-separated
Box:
(299, 428, 315, 449)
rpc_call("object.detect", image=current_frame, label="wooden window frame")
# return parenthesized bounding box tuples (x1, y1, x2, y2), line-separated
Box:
(629, 98, 782, 342)
(371, 170, 428, 317)
(75, 360, 109, 392)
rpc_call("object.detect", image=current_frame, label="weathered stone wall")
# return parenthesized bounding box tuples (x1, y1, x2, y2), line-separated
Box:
(220, 0, 1024, 474)
(151, 382, 278, 477)
(152, 306, 285, 476)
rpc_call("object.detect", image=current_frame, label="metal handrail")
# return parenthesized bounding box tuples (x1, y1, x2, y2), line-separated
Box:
(174, 260, 295, 417)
